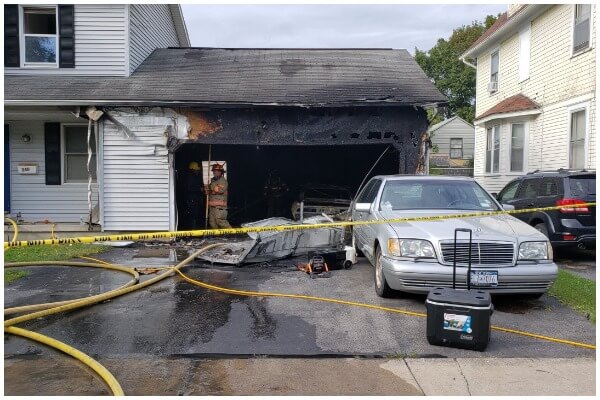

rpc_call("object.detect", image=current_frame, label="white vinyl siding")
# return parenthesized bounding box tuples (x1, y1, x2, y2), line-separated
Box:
(6, 4, 128, 76)
(428, 117, 475, 159)
(473, 5, 596, 193)
(518, 24, 530, 82)
(101, 118, 171, 231)
(129, 4, 179, 74)
(7, 120, 98, 222)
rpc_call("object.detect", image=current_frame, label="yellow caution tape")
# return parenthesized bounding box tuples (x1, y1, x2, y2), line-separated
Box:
(4, 202, 595, 248)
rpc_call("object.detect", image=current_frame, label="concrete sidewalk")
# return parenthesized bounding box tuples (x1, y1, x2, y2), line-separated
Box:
(4, 357, 595, 395)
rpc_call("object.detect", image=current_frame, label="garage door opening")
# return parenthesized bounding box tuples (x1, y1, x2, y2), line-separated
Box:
(174, 144, 400, 229)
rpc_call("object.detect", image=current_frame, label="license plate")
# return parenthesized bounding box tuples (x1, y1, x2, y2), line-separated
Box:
(470, 271, 498, 287)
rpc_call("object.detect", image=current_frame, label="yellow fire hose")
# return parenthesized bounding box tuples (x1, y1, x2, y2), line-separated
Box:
(4, 242, 596, 396)
(5, 217, 19, 244)
(4, 244, 222, 396)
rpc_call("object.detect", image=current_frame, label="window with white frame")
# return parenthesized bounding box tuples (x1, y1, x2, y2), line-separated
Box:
(510, 123, 526, 172)
(573, 4, 591, 53)
(486, 125, 500, 173)
(63, 125, 97, 183)
(569, 109, 587, 169)
(21, 6, 58, 66)
(489, 50, 499, 92)
(450, 138, 463, 159)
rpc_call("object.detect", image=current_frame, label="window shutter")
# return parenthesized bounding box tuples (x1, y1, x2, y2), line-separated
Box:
(58, 5, 75, 68)
(4, 5, 20, 67)
(45, 123, 62, 185)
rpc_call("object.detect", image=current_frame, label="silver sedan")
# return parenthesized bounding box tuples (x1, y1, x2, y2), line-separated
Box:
(352, 176, 558, 297)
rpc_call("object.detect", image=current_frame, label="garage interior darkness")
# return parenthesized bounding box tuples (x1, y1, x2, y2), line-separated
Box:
(175, 143, 400, 228)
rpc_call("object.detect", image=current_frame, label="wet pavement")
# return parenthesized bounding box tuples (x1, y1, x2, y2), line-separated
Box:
(4, 244, 597, 394)
(553, 247, 596, 281)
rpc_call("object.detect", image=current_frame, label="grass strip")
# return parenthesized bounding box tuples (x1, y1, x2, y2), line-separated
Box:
(4, 244, 111, 284)
(549, 269, 596, 323)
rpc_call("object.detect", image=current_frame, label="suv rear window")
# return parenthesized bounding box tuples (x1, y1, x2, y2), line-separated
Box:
(569, 176, 596, 196)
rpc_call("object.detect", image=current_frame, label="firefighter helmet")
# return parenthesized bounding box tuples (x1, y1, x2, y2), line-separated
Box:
(211, 163, 225, 172)
(188, 161, 200, 170)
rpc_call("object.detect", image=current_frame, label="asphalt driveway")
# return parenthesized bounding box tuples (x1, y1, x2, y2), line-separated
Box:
(4, 245, 595, 360)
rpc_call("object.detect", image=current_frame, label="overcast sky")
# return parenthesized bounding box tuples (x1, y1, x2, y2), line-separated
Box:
(181, 4, 506, 54)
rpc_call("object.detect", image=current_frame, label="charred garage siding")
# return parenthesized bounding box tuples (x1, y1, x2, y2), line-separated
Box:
(4, 48, 446, 230)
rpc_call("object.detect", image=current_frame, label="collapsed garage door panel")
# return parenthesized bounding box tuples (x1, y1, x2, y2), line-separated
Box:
(175, 144, 399, 227)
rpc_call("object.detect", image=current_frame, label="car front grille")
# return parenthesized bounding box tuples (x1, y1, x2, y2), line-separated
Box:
(398, 278, 552, 291)
(440, 241, 515, 266)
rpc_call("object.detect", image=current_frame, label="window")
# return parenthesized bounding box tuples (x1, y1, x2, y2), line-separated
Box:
(497, 180, 520, 202)
(573, 4, 591, 53)
(518, 179, 541, 199)
(569, 109, 586, 169)
(519, 24, 530, 82)
(21, 6, 58, 66)
(490, 50, 499, 92)
(63, 125, 97, 183)
(510, 123, 525, 172)
(485, 125, 500, 173)
(450, 138, 463, 159)
(539, 178, 561, 197)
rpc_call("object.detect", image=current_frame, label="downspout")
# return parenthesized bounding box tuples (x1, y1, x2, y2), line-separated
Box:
(84, 107, 104, 230)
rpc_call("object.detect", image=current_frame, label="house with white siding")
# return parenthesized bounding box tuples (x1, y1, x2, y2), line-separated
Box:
(461, 4, 596, 193)
(427, 116, 475, 176)
(4, 5, 446, 235)
(4, 4, 190, 232)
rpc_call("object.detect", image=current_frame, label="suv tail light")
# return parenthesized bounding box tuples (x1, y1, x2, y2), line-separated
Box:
(556, 198, 589, 213)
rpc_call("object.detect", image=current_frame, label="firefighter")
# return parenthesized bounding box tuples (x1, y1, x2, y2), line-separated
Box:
(206, 163, 231, 229)
(184, 161, 204, 229)
(264, 171, 289, 217)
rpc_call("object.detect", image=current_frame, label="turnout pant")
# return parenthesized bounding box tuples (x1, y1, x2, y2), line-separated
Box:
(208, 207, 231, 229)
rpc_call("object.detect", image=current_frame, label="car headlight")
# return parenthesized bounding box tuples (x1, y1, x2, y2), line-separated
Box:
(518, 241, 551, 260)
(388, 239, 436, 258)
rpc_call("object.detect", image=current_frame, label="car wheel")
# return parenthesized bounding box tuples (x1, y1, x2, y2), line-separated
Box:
(374, 246, 394, 298)
(534, 223, 549, 239)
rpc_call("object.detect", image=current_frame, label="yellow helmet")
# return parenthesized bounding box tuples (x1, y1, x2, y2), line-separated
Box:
(188, 161, 200, 170)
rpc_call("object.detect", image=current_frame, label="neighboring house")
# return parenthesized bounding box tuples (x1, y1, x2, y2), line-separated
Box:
(4, 6, 446, 232)
(461, 4, 596, 193)
(4, 4, 189, 227)
(427, 116, 475, 176)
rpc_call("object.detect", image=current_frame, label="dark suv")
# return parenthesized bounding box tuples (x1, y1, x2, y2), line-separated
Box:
(495, 169, 595, 249)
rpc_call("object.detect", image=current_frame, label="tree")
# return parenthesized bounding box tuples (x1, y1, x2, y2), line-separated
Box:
(415, 15, 499, 123)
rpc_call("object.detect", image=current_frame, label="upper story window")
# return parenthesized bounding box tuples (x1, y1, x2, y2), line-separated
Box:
(573, 4, 592, 54)
(489, 50, 499, 93)
(21, 6, 58, 66)
(450, 138, 463, 159)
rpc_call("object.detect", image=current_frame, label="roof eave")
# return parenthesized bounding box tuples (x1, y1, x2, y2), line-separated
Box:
(474, 109, 541, 126)
(461, 4, 552, 59)
(168, 4, 190, 47)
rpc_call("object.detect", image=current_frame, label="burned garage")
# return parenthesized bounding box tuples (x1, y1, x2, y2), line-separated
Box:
(4, 48, 446, 232)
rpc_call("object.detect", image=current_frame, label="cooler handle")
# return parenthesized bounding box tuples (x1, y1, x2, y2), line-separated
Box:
(453, 228, 473, 290)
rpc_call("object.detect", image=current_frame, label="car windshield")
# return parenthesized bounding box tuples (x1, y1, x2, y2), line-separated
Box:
(379, 180, 499, 211)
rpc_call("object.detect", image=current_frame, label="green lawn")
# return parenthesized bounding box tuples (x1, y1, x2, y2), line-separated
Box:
(4, 243, 110, 284)
(549, 269, 596, 323)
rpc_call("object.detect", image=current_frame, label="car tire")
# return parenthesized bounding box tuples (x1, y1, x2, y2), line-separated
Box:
(534, 223, 549, 239)
(374, 246, 394, 298)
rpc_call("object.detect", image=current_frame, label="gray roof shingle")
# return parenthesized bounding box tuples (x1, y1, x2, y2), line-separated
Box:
(5, 48, 446, 107)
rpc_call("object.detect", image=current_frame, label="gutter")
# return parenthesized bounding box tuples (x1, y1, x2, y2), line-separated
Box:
(473, 109, 542, 126)
(4, 99, 448, 108)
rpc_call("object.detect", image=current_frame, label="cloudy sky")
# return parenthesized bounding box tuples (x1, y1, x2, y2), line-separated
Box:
(181, 4, 506, 53)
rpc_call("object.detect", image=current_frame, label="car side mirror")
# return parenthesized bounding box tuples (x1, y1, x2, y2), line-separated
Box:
(502, 204, 515, 211)
(355, 203, 372, 212)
